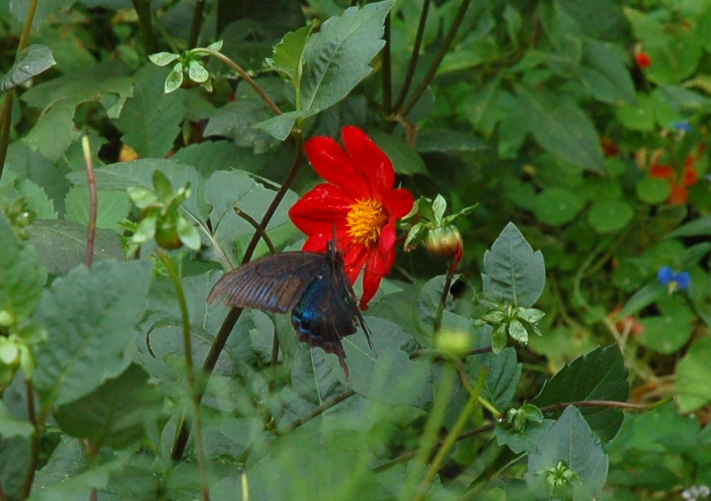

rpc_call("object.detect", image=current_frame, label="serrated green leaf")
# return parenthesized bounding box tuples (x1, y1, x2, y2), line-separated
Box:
(33, 260, 153, 409)
(66, 159, 207, 222)
(0, 213, 47, 325)
(16, 179, 57, 219)
(526, 406, 608, 499)
(267, 24, 312, 83)
(254, 110, 311, 141)
(53, 364, 163, 449)
(482, 222, 545, 308)
(64, 187, 131, 232)
(532, 345, 629, 442)
(515, 84, 604, 171)
(115, 64, 186, 158)
(0, 44, 56, 94)
(26, 219, 124, 275)
(368, 130, 427, 175)
(301, 0, 393, 114)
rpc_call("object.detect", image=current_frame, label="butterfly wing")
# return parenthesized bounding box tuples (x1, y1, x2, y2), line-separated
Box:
(207, 252, 325, 314)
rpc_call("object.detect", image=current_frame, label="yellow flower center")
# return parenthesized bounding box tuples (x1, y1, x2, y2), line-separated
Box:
(347, 199, 387, 248)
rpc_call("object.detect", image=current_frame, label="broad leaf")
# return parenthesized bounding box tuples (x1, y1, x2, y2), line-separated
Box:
(515, 84, 604, 171)
(526, 406, 608, 500)
(27, 220, 124, 275)
(114, 64, 186, 158)
(53, 364, 163, 450)
(267, 24, 312, 83)
(368, 131, 427, 175)
(676, 337, 711, 413)
(482, 223, 545, 307)
(33, 260, 153, 409)
(64, 187, 131, 232)
(301, 0, 392, 114)
(532, 345, 629, 442)
(0, 401, 33, 439)
(0, 44, 56, 94)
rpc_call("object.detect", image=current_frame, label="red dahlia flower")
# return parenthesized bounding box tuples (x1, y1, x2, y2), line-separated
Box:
(289, 126, 415, 310)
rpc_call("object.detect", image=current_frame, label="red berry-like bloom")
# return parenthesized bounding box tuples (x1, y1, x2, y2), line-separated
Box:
(635, 52, 651, 69)
(289, 126, 415, 309)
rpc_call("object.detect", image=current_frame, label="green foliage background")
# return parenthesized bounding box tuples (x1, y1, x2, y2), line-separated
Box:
(1, 0, 711, 499)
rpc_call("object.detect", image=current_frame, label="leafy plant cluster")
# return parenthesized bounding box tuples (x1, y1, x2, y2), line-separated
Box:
(1, 0, 711, 499)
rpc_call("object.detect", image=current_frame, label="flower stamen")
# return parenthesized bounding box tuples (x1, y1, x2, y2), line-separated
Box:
(347, 199, 387, 248)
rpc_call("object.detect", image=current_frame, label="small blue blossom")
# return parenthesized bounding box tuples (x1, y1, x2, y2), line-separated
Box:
(657, 265, 691, 293)
(671, 121, 692, 133)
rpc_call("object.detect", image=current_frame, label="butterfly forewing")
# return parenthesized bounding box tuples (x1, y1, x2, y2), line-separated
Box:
(207, 252, 326, 313)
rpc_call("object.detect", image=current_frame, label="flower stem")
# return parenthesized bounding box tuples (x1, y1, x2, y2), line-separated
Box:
(191, 48, 282, 117)
(433, 265, 455, 336)
(399, 0, 472, 118)
(82, 136, 97, 268)
(0, 0, 39, 178)
(21, 380, 39, 499)
(281, 389, 356, 433)
(130, 0, 158, 54)
(401, 362, 457, 500)
(158, 250, 210, 500)
(415, 369, 486, 500)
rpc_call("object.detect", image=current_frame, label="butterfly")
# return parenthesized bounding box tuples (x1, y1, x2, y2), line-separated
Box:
(207, 240, 372, 378)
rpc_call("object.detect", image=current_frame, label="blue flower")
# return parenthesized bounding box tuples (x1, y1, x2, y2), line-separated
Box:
(671, 121, 692, 133)
(657, 265, 691, 293)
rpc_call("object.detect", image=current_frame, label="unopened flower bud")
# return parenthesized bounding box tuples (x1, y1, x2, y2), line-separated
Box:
(424, 226, 463, 267)
(435, 330, 472, 358)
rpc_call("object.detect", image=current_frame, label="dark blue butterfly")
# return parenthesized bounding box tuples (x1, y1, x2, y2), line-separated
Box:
(207, 241, 372, 378)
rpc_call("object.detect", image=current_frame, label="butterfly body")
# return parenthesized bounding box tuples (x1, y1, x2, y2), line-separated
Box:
(208, 242, 371, 377)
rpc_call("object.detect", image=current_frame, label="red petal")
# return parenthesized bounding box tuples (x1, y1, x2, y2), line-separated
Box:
(683, 166, 698, 186)
(649, 165, 673, 179)
(668, 184, 689, 204)
(289, 184, 353, 236)
(379, 222, 396, 254)
(384, 188, 415, 219)
(360, 247, 394, 309)
(304, 136, 369, 196)
(343, 244, 369, 284)
(341, 126, 395, 197)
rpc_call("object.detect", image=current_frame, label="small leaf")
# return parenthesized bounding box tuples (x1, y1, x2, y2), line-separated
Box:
(0, 44, 56, 94)
(508, 319, 528, 344)
(188, 60, 209, 83)
(148, 52, 179, 67)
(164, 63, 184, 93)
(177, 217, 200, 250)
(267, 24, 312, 83)
(482, 222, 546, 307)
(587, 200, 634, 233)
(676, 337, 711, 413)
(206, 40, 223, 51)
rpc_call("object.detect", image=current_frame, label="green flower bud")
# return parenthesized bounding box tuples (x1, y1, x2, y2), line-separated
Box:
(424, 226, 463, 265)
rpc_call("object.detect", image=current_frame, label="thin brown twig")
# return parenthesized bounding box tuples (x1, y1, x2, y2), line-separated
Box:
(399, 0, 472, 118)
(233, 208, 276, 255)
(392, 0, 431, 112)
(82, 136, 97, 268)
(281, 389, 357, 433)
(382, 12, 392, 114)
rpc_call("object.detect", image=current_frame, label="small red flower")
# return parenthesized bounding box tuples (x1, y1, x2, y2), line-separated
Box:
(289, 126, 415, 309)
(635, 52, 651, 69)
(649, 159, 699, 205)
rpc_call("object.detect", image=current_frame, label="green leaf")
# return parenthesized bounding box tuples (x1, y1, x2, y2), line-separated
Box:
(467, 325, 522, 410)
(515, 84, 604, 171)
(0, 402, 34, 439)
(526, 406, 608, 500)
(254, 110, 311, 141)
(638, 295, 693, 355)
(0, 436, 30, 500)
(301, 0, 393, 114)
(164, 63, 183, 93)
(637, 177, 671, 204)
(676, 337, 711, 413)
(0, 44, 56, 94)
(532, 345, 629, 442)
(177, 216, 200, 251)
(533, 187, 585, 226)
(187, 59, 209, 83)
(0, 213, 47, 325)
(26, 219, 124, 275)
(587, 200, 634, 233)
(16, 179, 57, 220)
(415, 275, 473, 344)
(66, 158, 206, 222)
(206, 169, 298, 264)
(368, 130, 427, 175)
(148, 52, 179, 67)
(64, 187, 131, 232)
(482, 222, 545, 308)
(667, 215, 711, 238)
(580, 40, 636, 105)
(267, 24, 312, 83)
(114, 63, 186, 158)
(495, 418, 555, 454)
(53, 364, 163, 449)
(33, 260, 153, 409)
(615, 282, 666, 319)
